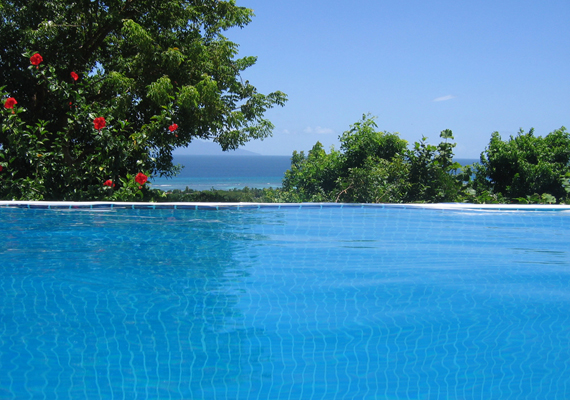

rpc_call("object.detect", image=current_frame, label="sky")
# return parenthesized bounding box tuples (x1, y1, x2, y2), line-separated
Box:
(176, 0, 570, 158)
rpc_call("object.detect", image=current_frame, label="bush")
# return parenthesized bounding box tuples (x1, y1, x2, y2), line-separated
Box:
(162, 187, 271, 203)
(278, 114, 467, 203)
(473, 128, 570, 202)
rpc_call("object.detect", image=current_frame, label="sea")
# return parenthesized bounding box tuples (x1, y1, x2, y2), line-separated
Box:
(150, 155, 292, 191)
(150, 155, 479, 191)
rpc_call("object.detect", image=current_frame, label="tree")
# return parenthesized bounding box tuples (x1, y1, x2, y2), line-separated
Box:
(335, 115, 410, 202)
(404, 129, 464, 203)
(0, 0, 286, 200)
(339, 115, 407, 170)
(279, 115, 411, 203)
(278, 115, 405, 203)
(334, 156, 410, 203)
(280, 142, 342, 202)
(278, 115, 468, 204)
(472, 127, 570, 202)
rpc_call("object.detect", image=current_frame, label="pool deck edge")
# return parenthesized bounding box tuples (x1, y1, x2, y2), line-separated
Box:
(1, 201, 570, 211)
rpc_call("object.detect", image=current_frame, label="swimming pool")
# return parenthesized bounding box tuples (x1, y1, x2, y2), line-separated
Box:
(1, 203, 569, 399)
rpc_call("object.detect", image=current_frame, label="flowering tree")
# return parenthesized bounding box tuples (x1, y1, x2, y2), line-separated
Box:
(0, 0, 286, 200)
(1, 54, 157, 200)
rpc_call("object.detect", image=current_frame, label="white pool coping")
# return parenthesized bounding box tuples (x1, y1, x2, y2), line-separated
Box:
(1, 201, 570, 211)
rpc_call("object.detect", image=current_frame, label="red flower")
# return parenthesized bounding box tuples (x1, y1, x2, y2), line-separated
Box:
(93, 117, 106, 130)
(30, 53, 43, 66)
(169, 123, 178, 132)
(135, 172, 148, 185)
(103, 179, 115, 188)
(4, 97, 17, 109)
(70, 71, 78, 81)
(0, 166, 3, 172)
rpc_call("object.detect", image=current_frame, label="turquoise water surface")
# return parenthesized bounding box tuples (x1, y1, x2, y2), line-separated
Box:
(150, 155, 292, 190)
(1, 205, 569, 399)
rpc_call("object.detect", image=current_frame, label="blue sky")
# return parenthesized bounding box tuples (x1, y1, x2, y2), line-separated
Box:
(178, 0, 570, 157)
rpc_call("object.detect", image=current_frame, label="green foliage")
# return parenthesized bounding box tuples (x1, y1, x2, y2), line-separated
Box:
(334, 156, 410, 203)
(515, 193, 557, 205)
(472, 128, 570, 201)
(339, 115, 407, 169)
(0, 0, 286, 200)
(405, 129, 464, 202)
(278, 114, 468, 203)
(277, 116, 570, 204)
(162, 186, 272, 202)
(281, 142, 342, 202)
(0, 64, 160, 200)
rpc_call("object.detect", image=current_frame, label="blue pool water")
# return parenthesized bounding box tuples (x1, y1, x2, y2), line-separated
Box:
(1, 205, 569, 399)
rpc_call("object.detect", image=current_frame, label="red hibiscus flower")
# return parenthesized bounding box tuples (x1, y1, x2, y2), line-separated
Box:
(70, 71, 78, 81)
(93, 117, 106, 130)
(4, 97, 17, 109)
(0, 166, 3, 172)
(30, 53, 43, 66)
(103, 179, 115, 188)
(135, 172, 148, 185)
(169, 123, 178, 132)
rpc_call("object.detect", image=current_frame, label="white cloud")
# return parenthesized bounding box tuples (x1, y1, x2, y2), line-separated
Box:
(316, 126, 334, 134)
(304, 126, 334, 134)
(433, 95, 455, 102)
